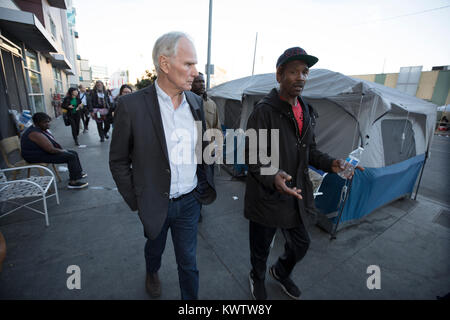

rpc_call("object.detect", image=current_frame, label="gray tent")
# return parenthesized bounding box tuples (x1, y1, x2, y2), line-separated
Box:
(209, 69, 437, 168)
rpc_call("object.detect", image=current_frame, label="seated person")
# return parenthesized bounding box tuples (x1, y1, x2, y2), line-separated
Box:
(20, 112, 88, 189)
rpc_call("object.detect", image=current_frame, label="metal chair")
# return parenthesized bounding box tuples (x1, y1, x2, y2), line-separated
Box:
(0, 135, 62, 182)
(0, 165, 60, 227)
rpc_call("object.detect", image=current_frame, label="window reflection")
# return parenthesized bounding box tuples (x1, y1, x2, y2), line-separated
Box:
(29, 71, 42, 93)
(26, 51, 39, 71)
(32, 95, 45, 113)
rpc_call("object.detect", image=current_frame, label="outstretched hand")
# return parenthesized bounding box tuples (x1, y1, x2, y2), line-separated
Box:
(274, 171, 302, 199)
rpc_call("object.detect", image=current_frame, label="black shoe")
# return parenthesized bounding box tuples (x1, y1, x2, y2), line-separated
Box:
(75, 139, 80, 146)
(68, 181, 89, 189)
(249, 271, 267, 300)
(100, 138, 105, 142)
(81, 172, 88, 179)
(146, 272, 161, 298)
(269, 265, 301, 300)
(105, 134, 109, 139)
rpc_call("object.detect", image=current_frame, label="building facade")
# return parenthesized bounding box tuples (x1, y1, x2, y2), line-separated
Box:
(108, 69, 128, 90)
(350, 66, 450, 106)
(91, 64, 108, 86)
(0, 0, 82, 140)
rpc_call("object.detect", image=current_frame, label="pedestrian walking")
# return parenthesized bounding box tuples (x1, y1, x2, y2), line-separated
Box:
(78, 84, 90, 133)
(109, 84, 133, 128)
(191, 72, 221, 223)
(110, 31, 216, 300)
(245, 47, 364, 300)
(61, 87, 83, 146)
(191, 72, 221, 132)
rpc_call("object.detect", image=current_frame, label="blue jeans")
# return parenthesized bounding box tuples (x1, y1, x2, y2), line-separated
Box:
(144, 192, 201, 300)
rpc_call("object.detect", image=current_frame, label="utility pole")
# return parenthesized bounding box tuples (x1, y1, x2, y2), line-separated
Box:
(206, 0, 213, 89)
(252, 32, 258, 76)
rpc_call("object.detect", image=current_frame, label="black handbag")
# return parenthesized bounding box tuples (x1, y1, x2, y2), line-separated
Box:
(63, 112, 70, 126)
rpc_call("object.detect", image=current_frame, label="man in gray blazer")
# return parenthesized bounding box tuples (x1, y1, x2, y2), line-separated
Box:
(109, 32, 216, 300)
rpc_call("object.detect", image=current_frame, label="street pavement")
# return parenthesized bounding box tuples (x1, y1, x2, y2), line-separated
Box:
(0, 116, 449, 300)
(417, 134, 450, 205)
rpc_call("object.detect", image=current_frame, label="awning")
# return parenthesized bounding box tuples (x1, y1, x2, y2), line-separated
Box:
(0, 8, 58, 52)
(64, 68, 75, 75)
(48, 52, 73, 70)
(48, 0, 67, 9)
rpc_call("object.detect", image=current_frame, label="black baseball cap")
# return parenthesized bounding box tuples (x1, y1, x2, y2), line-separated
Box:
(276, 47, 318, 69)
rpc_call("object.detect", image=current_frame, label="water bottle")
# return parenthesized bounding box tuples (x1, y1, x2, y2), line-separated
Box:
(338, 147, 364, 179)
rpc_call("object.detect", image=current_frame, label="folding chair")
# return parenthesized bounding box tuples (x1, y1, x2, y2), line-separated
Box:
(0, 165, 60, 227)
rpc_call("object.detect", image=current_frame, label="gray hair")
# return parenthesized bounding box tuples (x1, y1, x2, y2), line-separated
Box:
(152, 31, 193, 73)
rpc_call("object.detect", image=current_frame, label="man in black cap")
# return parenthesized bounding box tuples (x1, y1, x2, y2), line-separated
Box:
(245, 47, 363, 300)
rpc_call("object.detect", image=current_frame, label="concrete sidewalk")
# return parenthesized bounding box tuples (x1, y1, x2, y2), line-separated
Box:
(0, 117, 449, 300)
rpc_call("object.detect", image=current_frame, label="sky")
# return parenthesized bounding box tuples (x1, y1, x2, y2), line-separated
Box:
(73, 0, 450, 86)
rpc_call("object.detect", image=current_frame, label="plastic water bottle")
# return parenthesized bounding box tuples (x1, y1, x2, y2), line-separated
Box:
(338, 147, 364, 179)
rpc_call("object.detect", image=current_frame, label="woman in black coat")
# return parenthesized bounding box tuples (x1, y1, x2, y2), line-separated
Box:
(61, 87, 83, 146)
(109, 84, 133, 127)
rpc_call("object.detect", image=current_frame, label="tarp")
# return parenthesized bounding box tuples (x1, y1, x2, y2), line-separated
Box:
(315, 154, 425, 231)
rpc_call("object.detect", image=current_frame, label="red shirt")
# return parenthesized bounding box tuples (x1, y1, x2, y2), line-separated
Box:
(292, 99, 303, 135)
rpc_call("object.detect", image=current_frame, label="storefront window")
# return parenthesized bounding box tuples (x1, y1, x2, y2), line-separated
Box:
(25, 50, 39, 72)
(31, 95, 45, 113)
(53, 67, 64, 93)
(28, 71, 42, 93)
(1, 48, 29, 111)
(24, 49, 45, 114)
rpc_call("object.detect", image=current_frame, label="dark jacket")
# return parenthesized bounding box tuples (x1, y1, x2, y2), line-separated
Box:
(109, 84, 216, 240)
(107, 97, 119, 123)
(61, 96, 82, 117)
(244, 88, 335, 228)
(89, 90, 110, 112)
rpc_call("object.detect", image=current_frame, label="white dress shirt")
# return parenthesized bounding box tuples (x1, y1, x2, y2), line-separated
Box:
(80, 92, 87, 105)
(155, 80, 198, 198)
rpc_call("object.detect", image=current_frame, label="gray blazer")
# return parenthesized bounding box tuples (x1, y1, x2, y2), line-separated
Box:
(109, 84, 216, 239)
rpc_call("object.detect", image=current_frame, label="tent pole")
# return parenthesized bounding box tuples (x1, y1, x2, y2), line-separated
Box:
(413, 150, 429, 201)
(330, 178, 353, 240)
(252, 32, 258, 76)
(413, 126, 433, 201)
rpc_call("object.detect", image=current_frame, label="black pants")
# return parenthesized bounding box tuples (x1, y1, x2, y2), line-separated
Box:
(81, 110, 90, 130)
(26, 150, 83, 181)
(249, 219, 310, 280)
(96, 120, 110, 140)
(68, 113, 81, 142)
